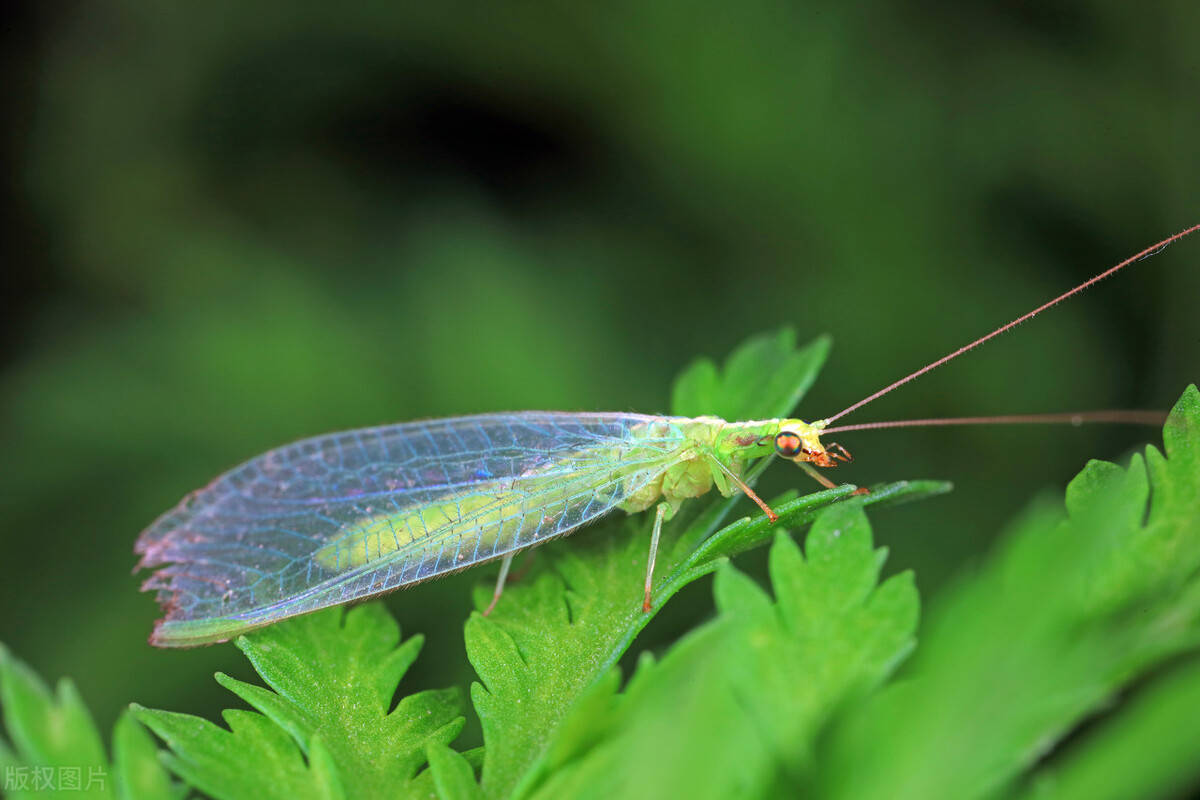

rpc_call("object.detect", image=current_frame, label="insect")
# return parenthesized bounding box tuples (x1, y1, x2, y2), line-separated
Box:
(136, 224, 1199, 647)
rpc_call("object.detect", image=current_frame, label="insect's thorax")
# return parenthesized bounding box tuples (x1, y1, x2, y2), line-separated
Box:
(619, 415, 828, 515)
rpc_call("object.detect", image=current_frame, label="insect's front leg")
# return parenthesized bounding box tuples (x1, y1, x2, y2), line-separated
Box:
(826, 442, 853, 462)
(797, 460, 870, 496)
(798, 460, 838, 489)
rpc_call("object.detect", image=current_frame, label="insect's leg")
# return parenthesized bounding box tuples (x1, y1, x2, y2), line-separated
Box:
(483, 552, 515, 617)
(798, 461, 838, 489)
(707, 456, 779, 522)
(643, 503, 669, 613)
(798, 461, 870, 496)
(508, 550, 538, 584)
(827, 442, 853, 462)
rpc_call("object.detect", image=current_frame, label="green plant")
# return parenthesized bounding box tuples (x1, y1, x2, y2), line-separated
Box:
(0, 643, 183, 799)
(3, 331, 1198, 800)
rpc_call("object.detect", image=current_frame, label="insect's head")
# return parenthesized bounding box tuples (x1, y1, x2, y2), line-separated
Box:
(772, 419, 851, 468)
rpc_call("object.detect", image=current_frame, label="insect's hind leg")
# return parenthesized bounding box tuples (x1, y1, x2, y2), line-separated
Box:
(643, 503, 669, 613)
(483, 552, 515, 617)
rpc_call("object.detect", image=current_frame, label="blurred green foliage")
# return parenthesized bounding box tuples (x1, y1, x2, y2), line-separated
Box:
(0, 0, 1198, 779)
(0, 643, 184, 799)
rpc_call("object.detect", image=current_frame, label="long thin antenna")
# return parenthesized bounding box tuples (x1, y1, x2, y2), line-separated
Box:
(824, 223, 1200, 425)
(822, 409, 1167, 435)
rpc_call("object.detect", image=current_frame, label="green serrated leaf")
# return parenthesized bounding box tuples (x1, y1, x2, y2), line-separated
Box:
(136, 603, 464, 800)
(527, 667, 622, 789)
(807, 385, 1200, 800)
(427, 742, 484, 800)
(213, 671, 312, 754)
(711, 559, 772, 616)
(0, 642, 182, 800)
(464, 331, 945, 800)
(523, 505, 918, 800)
(134, 703, 322, 800)
(0, 642, 116, 799)
(1019, 656, 1200, 800)
(112, 712, 184, 800)
(307, 735, 346, 800)
(685, 479, 950, 569)
(236, 603, 464, 793)
(0, 644, 106, 773)
(730, 508, 920, 764)
(773, 502, 881, 625)
(671, 328, 830, 421)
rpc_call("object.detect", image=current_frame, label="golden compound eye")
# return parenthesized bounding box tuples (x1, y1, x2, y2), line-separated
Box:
(774, 431, 803, 458)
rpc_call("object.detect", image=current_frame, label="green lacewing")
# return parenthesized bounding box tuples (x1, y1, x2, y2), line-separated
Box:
(136, 225, 1199, 646)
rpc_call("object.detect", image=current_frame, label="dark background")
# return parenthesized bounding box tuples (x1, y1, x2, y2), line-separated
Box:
(1, 0, 1197, 742)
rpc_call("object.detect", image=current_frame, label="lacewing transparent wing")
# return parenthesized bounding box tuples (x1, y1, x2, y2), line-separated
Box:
(136, 412, 689, 646)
